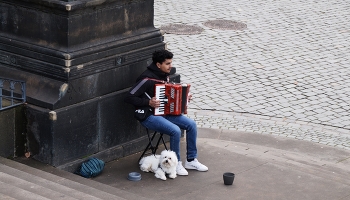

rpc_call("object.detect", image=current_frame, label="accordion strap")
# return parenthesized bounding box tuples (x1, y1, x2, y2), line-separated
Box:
(144, 77, 167, 84)
(130, 77, 168, 95)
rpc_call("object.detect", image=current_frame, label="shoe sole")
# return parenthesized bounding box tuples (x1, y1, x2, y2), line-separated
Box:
(185, 166, 208, 171)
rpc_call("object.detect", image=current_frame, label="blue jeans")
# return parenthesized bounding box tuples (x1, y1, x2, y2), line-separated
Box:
(141, 114, 197, 161)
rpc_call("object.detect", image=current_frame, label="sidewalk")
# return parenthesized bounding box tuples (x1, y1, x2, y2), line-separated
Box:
(3, 128, 350, 200)
(91, 127, 350, 200)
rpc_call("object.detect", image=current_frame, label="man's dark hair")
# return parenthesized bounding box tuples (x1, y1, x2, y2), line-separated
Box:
(152, 50, 173, 64)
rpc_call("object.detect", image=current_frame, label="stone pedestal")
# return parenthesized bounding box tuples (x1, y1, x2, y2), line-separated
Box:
(0, 0, 175, 167)
(0, 105, 26, 158)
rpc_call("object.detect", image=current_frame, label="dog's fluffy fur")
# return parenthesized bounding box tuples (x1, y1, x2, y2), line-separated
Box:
(139, 150, 178, 180)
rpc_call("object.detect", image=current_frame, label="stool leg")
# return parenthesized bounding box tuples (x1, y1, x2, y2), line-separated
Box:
(138, 130, 169, 162)
(153, 134, 163, 155)
(151, 133, 168, 154)
(138, 130, 157, 162)
(160, 134, 168, 150)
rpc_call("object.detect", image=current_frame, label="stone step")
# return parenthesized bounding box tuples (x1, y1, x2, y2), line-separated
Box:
(0, 180, 51, 200)
(0, 172, 79, 200)
(0, 190, 19, 200)
(0, 157, 125, 200)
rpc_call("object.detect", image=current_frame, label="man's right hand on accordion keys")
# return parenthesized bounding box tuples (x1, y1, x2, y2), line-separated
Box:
(154, 83, 191, 116)
(149, 97, 160, 108)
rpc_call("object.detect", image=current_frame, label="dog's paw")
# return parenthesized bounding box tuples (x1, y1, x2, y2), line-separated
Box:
(155, 173, 167, 180)
(168, 173, 177, 179)
(155, 168, 167, 180)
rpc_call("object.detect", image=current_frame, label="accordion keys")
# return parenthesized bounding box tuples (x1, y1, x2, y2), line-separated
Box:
(154, 83, 191, 115)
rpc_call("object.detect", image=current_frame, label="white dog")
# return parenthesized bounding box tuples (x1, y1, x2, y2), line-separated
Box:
(139, 150, 178, 180)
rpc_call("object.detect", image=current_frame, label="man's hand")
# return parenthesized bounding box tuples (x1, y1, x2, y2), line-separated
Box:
(149, 97, 160, 108)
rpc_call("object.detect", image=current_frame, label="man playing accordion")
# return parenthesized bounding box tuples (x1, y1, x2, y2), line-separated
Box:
(124, 50, 208, 176)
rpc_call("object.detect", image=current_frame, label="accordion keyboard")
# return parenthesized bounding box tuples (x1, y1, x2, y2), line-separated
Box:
(154, 84, 183, 115)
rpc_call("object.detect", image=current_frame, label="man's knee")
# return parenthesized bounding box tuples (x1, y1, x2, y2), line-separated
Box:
(173, 127, 182, 138)
(187, 118, 197, 130)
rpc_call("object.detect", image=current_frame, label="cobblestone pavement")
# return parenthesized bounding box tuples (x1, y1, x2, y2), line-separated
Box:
(154, 0, 350, 150)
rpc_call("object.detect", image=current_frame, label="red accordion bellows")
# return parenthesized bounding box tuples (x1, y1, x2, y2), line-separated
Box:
(154, 83, 191, 115)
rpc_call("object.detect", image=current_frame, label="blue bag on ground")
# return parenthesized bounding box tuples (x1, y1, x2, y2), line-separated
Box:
(76, 157, 105, 178)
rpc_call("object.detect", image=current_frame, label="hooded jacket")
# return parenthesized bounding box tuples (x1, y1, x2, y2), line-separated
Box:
(124, 62, 169, 120)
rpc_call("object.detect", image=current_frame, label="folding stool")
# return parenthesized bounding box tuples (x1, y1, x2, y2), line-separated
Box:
(138, 128, 168, 162)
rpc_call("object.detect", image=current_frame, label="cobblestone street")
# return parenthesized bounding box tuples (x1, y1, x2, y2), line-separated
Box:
(154, 0, 350, 150)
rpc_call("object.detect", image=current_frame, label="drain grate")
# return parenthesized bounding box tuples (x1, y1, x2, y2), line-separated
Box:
(160, 24, 204, 35)
(203, 20, 247, 30)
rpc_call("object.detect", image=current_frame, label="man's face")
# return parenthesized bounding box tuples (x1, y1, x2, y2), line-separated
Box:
(156, 59, 172, 74)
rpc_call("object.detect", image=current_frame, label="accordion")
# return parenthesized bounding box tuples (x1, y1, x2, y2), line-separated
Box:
(154, 83, 191, 115)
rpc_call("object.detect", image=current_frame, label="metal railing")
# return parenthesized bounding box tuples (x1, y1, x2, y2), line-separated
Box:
(0, 77, 26, 110)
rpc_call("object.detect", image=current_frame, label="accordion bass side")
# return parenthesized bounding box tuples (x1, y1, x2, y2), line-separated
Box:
(154, 83, 191, 115)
